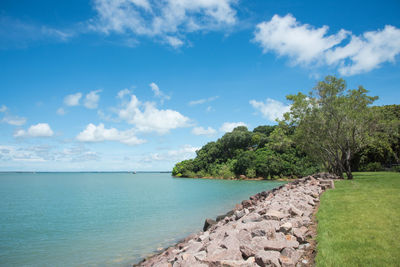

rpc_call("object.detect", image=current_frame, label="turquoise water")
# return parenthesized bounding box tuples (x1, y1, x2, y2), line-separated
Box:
(0, 172, 284, 266)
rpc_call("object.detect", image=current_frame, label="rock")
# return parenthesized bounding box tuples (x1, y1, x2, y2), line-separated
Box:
(203, 218, 217, 231)
(279, 255, 295, 267)
(242, 213, 262, 223)
(251, 228, 266, 237)
(197, 231, 210, 242)
(217, 210, 235, 222)
(234, 209, 246, 220)
(279, 222, 292, 234)
(218, 257, 256, 267)
(281, 247, 301, 263)
(264, 210, 285, 220)
(255, 251, 281, 267)
(184, 241, 203, 253)
(234, 204, 243, 210)
(289, 206, 303, 217)
(293, 227, 308, 243)
(135, 172, 331, 267)
(242, 200, 252, 209)
(298, 243, 311, 250)
(193, 251, 207, 261)
(253, 233, 299, 251)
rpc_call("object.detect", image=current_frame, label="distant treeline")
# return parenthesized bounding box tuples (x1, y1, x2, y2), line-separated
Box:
(172, 76, 400, 179)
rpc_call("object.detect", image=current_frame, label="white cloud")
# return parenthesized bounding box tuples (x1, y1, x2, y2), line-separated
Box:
(57, 107, 66, 115)
(254, 14, 400, 75)
(0, 144, 99, 163)
(89, 0, 237, 47)
(0, 105, 7, 112)
(84, 90, 102, 109)
(14, 123, 54, 138)
(250, 98, 291, 121)
(192, 126, 217, 136)
(76, 123, 145, 145)
(149, 82, 170, 102)
(189, 96, 219, 106)
(254, 14, 348, 65)
(326, 25, 400, 75)
(145, 145, 200, 162)
(165, 36, 184, 48)
(219, 122, 247, 133)
(2, 115, 27, 126)
(117, 88, 132, 99)
(64, 92, 82, 106)
(118, 94, 190, 134)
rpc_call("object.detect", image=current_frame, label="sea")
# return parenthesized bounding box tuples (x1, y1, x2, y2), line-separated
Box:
(0, 172, 285, 266)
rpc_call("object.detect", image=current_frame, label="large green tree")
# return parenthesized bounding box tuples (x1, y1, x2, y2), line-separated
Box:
(284, 76, 378, 179)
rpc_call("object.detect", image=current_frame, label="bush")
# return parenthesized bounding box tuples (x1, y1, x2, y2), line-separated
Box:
(246, 168, 256, 178)
(392, 165, 400, 172)
(361, 162, 384, 172)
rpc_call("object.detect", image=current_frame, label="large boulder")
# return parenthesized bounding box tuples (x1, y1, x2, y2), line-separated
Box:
(203, 218, 217, 231)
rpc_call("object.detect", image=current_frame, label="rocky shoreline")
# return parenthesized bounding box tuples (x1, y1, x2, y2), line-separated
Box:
(135, 173, 338, 267)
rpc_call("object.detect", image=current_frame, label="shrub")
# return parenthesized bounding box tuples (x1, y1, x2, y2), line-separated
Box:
(361, 162, 384, 172)
(246, 168, 256, 178)
(392, 165, 400, 172)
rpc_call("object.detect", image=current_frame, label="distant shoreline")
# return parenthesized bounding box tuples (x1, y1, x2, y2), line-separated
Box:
(0, 171, 173, 173)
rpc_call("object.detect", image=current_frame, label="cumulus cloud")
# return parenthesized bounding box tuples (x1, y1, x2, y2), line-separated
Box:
(149, 82, 170, 102)
(84, 90, 102, 109)
(0, 105, 7, 112)
(192, 126, 217, 136)
(117, 94, 190, 134)
(254, 14, 400, 75)
(64, 92, 82, 106)
(219, 122, 247, 133)
(250, 98, 291, 121)
(189, 96, 219, 106)
(326, 26, 400, 75)
(89, 0, 237, 47)
(14, 123, 54, 138)
(117, 88, 132, 99)
(76, 123, 146, 145)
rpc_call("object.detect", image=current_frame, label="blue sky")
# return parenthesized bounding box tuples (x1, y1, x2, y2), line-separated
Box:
(1, 0, 400, 171)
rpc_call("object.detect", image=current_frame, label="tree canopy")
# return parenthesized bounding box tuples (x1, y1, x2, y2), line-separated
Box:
(172, 76, 400, 180)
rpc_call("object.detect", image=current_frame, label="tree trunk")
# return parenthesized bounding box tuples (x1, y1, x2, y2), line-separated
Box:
(345, 149, 353, 180)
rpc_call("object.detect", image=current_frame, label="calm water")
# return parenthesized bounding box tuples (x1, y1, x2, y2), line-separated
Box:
(0, 172, 284, 266)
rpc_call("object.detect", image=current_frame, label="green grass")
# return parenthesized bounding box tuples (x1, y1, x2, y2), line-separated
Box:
(316, 172, 400, 267)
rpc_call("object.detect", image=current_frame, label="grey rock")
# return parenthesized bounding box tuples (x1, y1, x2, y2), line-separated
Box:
(255, 251, 281, 267)
(279, 222, 292, 234)
(279, 255, 295, 267)
(289, 206, 303, 217)
(293, 226, 308, 243)
(281, 247, 301, 263)
(242, 213, 262, 223)
(234, 209, 246, 220)
(203, 218, 217, 231)
(264, 210, 285, 220)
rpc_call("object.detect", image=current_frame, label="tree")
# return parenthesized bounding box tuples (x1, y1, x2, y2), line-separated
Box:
(284, 76, 378, 179)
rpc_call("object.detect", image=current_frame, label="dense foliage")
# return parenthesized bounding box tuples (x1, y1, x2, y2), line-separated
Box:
(173, 76, 400, 179)
(172, 125, 320, 179)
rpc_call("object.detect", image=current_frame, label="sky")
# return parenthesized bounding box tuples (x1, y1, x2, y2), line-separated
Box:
(1, 0, 400, 171)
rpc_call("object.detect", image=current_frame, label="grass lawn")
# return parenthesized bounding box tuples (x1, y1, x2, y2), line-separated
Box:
(316, 172, 400, 267)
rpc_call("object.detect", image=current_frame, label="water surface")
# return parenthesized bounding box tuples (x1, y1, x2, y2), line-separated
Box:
(0, 172, 285, 266)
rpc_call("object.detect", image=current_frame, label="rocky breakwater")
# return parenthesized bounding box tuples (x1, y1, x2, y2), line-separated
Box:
(135, 173, 338, 267)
